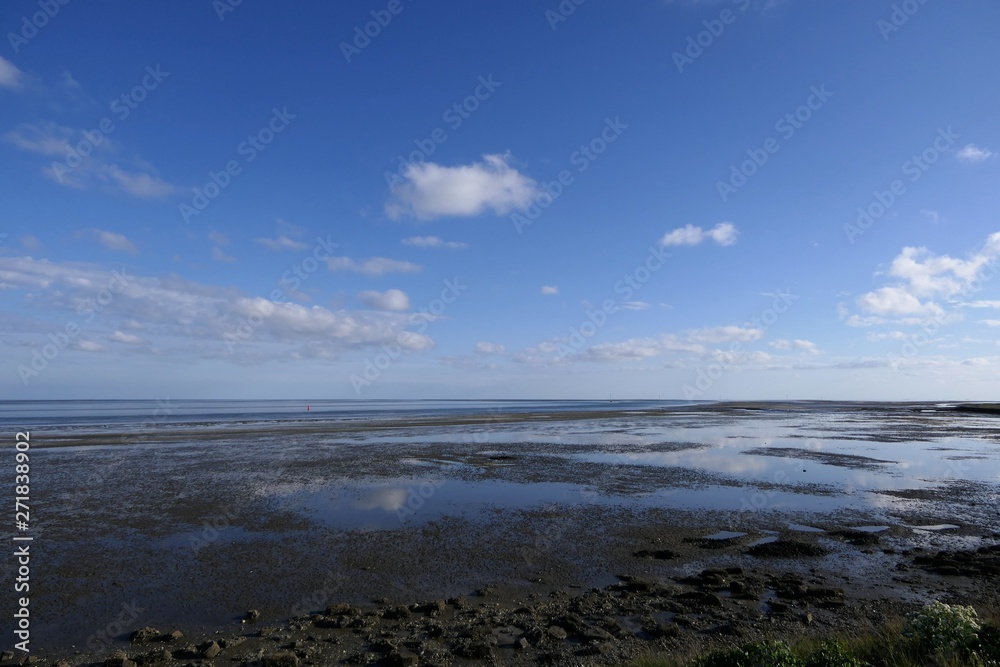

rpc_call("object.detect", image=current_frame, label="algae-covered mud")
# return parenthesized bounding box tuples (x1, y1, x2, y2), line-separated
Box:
(10, 401, 1000, 665)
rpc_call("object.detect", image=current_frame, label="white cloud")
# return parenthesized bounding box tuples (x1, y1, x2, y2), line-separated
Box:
(109, 331, 144, 345)
(856, 287, 942, 317)
(981, 320, 1000, 327)
(402, 236, 468, 249)
(660, 222, 738, 247)
(686, 325, 763, 344)
(541, 285, 559, 295)
(621, 301, 650, 311)
(0, 256, 436, 362)
(5, 122, 176, 198)
(475, 341, 507, 355)
(966, 301, 1000, 309)
(386, 152, 540, 220)
(358, 289, 410, 312)
(956, 144, 995, 163)
(848, 232, 1000, 327)
(88, 229, 138, 255)
(769, 338, 819, 354)
(0, 56, 25, 89)
(73, 340, 105, 352)
(211, 246, 236, 263)
(867, 331, 907, 341)
(256, 235, 309, 252)
(327, 256, 422, 277)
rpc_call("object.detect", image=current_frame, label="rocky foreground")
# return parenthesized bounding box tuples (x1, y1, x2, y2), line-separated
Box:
(19, 540, 1000, 667)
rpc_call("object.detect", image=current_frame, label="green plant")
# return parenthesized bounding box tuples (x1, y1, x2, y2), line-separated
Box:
(804, 640, 866, 667)
(904, 601, 981, 658)
(693, 640, 802, 667)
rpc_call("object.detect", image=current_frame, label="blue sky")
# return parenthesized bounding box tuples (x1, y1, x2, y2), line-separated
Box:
(1, 0, 999, 400)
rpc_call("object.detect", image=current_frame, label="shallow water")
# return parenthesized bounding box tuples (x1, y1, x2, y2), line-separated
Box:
(12, 401, 1000, 653)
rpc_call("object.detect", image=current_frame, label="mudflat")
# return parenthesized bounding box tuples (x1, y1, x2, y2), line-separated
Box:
(23, 401, 1000, 665)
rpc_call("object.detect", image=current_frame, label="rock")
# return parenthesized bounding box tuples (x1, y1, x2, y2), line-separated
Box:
(167, 629, 184, 641)
(515, 637, 530, 650)
(747, 541, 827, 558)
(262, 651, 300, 667)
(202, 641, 222, 659)
(547, 625, 568, 640)
(633, 549, 677, 560)
(382, 605, 412, 620)
(386, 649, 419, 666)
(104, 652, 137, 667)
(801, 612, 814, 625)
(1, 652, 15, 662)
(130, 627, 162, 644)
(245, 609, 261, 622)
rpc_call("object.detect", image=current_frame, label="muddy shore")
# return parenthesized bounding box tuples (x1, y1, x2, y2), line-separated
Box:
(10, 401, 1000, 665)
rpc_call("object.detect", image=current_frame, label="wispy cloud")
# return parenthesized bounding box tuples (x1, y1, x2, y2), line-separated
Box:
(327, 256, 422, 277)
(87, 229, 138, 255)
(660, 222, 738, 247)
(256, 236, 309, 251)
(402, 236, 468, 249)
(0, 56, 25, 89)
(541, 285, 559, 295)
(358, 289, 410, 311)
(4, 121, 177, 198)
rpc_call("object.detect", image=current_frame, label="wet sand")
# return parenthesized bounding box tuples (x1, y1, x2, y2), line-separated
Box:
(14, 401, 1000, 665)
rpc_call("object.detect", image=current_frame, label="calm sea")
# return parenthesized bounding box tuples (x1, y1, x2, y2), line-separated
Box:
(0, 399, 702, 432)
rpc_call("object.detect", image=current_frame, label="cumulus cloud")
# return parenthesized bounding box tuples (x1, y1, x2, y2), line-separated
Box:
(541, 285, 559, 295)
(386, 152, 540, 220)
(850, 232, 1000, 326)
(686, 325, 763, 344)
(358, 289, 410, 312)
(88, 229, 138, 255)
(660, 222, 738, 247)
(327, 256, 422, 277)
(402, 236, 468, 249)
(956, 144, 995, 163)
